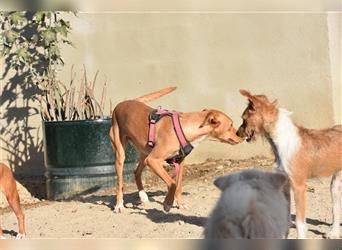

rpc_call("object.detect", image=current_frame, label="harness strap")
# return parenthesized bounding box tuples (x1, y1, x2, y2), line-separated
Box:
(147, 108, 170, 147)
(147, 107, 193, 174)
(171, 112, 188, 148)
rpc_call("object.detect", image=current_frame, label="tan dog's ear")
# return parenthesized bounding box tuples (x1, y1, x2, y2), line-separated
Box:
(199, 112, 220, 128)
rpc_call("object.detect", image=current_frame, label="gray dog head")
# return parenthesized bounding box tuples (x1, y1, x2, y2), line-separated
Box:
(204, 169, 290, 239)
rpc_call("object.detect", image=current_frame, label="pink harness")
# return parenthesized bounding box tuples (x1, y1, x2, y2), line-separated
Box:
(147, 107, 193, 173)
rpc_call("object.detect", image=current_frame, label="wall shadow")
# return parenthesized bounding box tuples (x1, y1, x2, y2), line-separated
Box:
(1, 12, 46, 199)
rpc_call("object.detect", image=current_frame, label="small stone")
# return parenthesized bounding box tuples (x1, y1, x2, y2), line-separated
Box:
(126, 203, 133, 208)
(178, 221, 185, 225)
(216, 165, 224, 170)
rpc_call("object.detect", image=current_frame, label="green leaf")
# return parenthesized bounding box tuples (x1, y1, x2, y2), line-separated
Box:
(42, 30, 56, 45)
(49, 45, 60, 57)
(31, 34, 39, 43)
(10, 12, 26, 25)
(34, 12, 45, 21)
(56, 25, 68, 37)
(1, 46, 11, 56)
(17, 47, 30, 61)
(5, 30, 19, 44)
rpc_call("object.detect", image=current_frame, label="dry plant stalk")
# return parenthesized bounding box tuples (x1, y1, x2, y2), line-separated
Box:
(40, 67, 107, 121)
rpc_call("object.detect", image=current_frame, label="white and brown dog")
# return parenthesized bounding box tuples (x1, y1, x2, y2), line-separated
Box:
(237, 90, 341, 239)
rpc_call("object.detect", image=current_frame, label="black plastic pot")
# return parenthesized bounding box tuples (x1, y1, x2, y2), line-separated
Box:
(43, 117, 138, 200)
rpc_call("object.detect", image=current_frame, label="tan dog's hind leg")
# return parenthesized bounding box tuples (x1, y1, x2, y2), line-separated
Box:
(109, 121, 127, 213)
(326, 171, 341, 239)
(145, 156, 176, 212)
(6, 189, 25, 239)
(134, 156, 149, 203)
(292, 181, 308, 239)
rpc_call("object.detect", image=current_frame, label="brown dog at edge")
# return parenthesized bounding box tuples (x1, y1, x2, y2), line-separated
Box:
(110, 87, 242, 213)
(237, 89, 342, 239)
(0, 162, 26, 239)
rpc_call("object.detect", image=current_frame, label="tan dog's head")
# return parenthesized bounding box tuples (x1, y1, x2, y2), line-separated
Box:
(199, 110, 242, 145)
(237, 89, 279, 142)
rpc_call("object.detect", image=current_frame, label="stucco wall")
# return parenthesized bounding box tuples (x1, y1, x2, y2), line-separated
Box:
(1, 13, 340, 174)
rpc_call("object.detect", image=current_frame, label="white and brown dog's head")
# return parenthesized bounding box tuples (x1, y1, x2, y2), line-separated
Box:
(237, 90, 279, 142)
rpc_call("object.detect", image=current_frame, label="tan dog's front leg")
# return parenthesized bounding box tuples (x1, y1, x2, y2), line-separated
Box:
(292, 181, 308, 239)
(145, 157, 176, 212)
(174, 161, 189, 210)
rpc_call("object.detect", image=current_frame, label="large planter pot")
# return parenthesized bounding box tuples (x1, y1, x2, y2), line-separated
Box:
(43, 117, 138, 200)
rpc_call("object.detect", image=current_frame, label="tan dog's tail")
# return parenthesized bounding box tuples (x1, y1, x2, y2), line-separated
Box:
(135, 86, 176, 103)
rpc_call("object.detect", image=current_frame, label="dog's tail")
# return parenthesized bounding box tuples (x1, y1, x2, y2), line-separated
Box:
(135, 86, 176, 103)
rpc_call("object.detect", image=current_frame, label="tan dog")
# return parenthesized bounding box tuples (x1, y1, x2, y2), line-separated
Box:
(110, 87, 242, 213)
(237, 90, 342, 239)
(0, 162, 26, 239)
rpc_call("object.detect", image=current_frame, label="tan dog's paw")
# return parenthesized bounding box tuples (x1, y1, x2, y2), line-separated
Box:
(163, 202, 172, 212)
(16, 233, 26, 239)
(163, 185, 176, 212)
(114, 202, 125, 213)
(139, 190, 149, 203)
(178, 203, 190, 210)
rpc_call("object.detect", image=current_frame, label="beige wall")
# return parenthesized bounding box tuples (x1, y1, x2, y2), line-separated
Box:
(1, 13, 340, 174)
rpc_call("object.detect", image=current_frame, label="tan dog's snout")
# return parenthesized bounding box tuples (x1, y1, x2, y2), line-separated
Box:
(211, 125, 243, 145)
(225, 127, 243, 145)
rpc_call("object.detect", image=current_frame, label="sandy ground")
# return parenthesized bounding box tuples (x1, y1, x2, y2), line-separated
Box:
(0, 156, 340, 239)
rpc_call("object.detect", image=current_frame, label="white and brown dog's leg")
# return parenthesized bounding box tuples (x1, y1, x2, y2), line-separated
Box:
(134, 156, 149, 203)
(292, 181, 308, 239)
(326, 171, 341, 239)
(0, 225, 5, 239)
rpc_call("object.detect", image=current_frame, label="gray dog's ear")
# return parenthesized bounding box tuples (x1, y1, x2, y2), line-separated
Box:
(269, 172, 288, 190)
(214, 174, 237, 191)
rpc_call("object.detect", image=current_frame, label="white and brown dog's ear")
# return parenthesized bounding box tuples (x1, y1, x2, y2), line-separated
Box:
(199, 112, 221, 128)
(240, 89, 258, 104)
(239, 89, 253, 98)
(240, 89, 264, 111)
(271, 99, 279, 108)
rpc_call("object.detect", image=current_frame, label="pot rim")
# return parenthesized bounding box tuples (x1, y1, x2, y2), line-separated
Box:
(43, 116, 112, 124)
